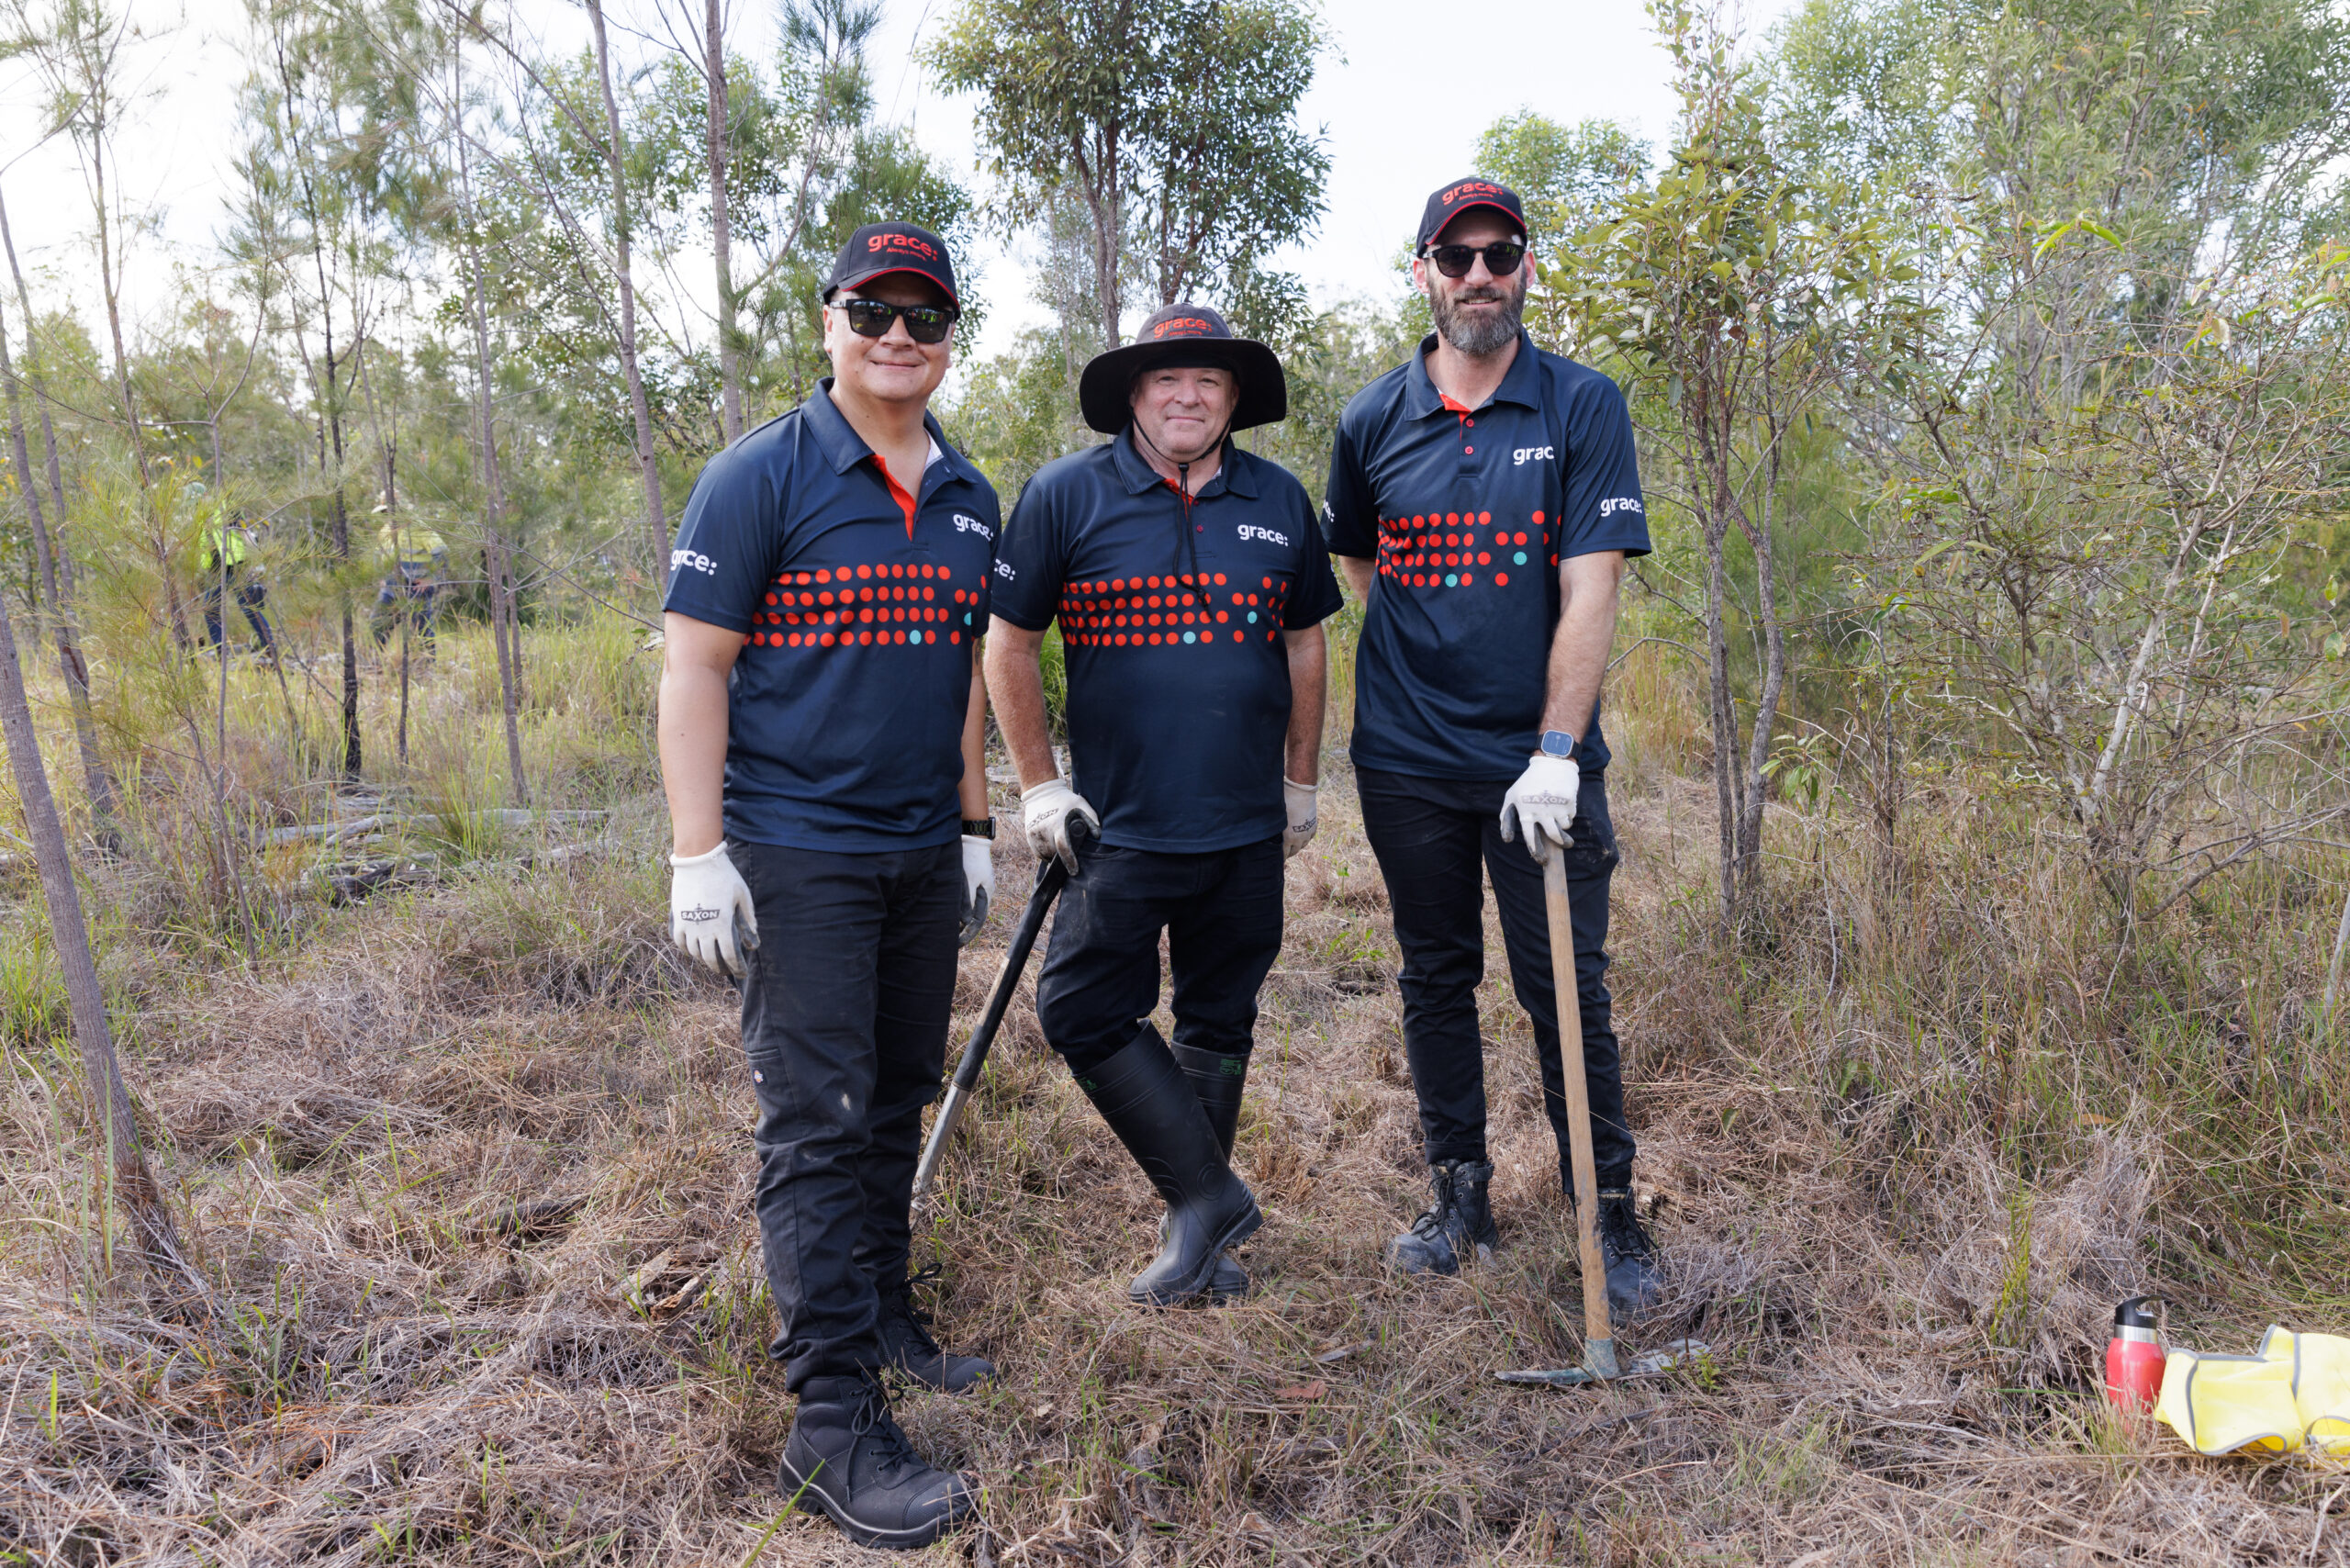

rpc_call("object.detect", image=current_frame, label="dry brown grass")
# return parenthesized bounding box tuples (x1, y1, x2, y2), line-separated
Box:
(4, 630, 2348, 1565)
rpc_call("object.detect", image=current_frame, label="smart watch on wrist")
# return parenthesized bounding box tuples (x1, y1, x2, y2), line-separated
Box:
(961, 818, 996, 839)
(1539, 730, 1577, 761)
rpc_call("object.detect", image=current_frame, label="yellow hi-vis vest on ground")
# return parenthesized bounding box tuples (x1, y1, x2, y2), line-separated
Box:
(2156, 1326, 2350, 1458)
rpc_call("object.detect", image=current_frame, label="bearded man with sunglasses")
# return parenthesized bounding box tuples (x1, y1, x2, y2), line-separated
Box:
(1322, 179, 1662, 1317)
(658, 221, 996, 1551)
(987, 304, 1342, 1307)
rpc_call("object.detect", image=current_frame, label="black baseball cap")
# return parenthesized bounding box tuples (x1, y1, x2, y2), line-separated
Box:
(1077, 302, 1287, 435)
(1415, 177, 1528, 254)
(822, 221, 959, 307)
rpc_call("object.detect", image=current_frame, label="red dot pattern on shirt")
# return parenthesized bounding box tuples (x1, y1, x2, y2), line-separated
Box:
(744, 559, 977, 649)
(1049, 570, 1291, 646)
(1371, 510, 1558, 589)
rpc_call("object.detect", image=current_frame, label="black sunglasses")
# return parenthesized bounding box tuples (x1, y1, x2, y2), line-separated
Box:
(1426, 241, 1527, 279)
(837, 297, 959, 344)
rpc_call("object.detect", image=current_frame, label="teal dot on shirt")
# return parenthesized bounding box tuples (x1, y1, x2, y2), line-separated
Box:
(1247, 610, 1259, 623)
(910, 630, 923, 644)
(1514, 551, 1528, 565)
(1446, 574, 1458, 587)
(1183, 631, 1196, 644)
(964, 611, 973, 624)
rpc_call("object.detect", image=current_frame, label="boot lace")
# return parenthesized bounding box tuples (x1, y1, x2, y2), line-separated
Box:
(844, 1370, 924, 1495)
(1405, 1164, 1461, 1243)
(879, 1265, 946, 1360)
(1596, 1191, 1654, 1264)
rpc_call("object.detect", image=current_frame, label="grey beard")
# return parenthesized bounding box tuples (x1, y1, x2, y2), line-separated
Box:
(1429, 278, 1526, 358)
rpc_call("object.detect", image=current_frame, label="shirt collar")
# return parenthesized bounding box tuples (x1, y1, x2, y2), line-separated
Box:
(804, 377, 971, 486)
(1403, 329, 1542, 418)
(1111, 426, 1257, 499)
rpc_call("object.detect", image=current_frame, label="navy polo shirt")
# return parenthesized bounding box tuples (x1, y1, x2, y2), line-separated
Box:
(993, 431, 1343, 853)
(1324, 330, 1651, 781)
(663, 380, 1001, 851)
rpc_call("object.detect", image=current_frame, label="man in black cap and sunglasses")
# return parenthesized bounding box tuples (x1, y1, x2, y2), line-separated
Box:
(986, 304, 1342, 1305)
(1322, 179, 1663, 1317)
(659, 221, 997, 1550)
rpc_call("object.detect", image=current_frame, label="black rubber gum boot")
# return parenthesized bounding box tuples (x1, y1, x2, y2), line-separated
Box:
(778, 1372, 974, 1550)
(876, 1269, 996, 1393)
(1386, 1159, 1499, 1276)
(1171, 1043, 1253, 1301)
(1078, 1028, 1262, 1306)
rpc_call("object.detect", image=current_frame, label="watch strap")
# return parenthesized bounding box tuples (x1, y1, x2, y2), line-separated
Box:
(960, 818, 996, 840)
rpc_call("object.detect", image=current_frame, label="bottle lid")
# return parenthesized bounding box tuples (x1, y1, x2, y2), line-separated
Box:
(2114, 1295, 2162, 1330)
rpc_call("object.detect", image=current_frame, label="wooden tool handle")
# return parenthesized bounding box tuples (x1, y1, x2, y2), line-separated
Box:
(1541, 841, 1613, 1357)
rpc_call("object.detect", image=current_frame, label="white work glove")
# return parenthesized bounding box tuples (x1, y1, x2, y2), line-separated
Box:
(1021, 777, 1100, 872)
(1498, 754, 1581, 859)
(1282, 777, 1318, 859)
(959, 834, 994, 947)
(669, 842, 758, 977)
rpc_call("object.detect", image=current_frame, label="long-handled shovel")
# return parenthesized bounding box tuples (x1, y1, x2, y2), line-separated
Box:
(911, 821, 1091, 1206)
(1497, 832, 1707, 1388)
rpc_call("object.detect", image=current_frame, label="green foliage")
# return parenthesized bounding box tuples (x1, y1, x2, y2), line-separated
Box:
(929, 0, 1329, 337)
(1472, 111, 1650, 244)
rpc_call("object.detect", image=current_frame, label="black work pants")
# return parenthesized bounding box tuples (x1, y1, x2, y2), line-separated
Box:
(1356, 767, 1635, 1193)
(733, 837, 960, 1391)
(1035, 836, 1285, 1079)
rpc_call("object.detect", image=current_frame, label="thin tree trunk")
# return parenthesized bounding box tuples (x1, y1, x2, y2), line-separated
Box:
(0, 194, 119, 833)
(588, 0, 670, 578)
(0, 566, 192, 1288)
(86, 120, 195, 649)
(706, 0, 742, 442)
(0, 188, 70, 527)
(454, 73, 529, 807)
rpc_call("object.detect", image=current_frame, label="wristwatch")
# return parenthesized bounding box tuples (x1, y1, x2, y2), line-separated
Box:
(1539, 730, 1577, 761)
(961, 817, 996, 839)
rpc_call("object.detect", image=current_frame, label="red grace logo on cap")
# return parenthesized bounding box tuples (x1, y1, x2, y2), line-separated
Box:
(867, 233, 941, 259)
(1442, 181, 1509, 207)
(1150, 316, 1214, 339)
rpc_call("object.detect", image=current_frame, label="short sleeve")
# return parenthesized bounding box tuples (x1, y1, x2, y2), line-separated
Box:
(1321, 417, 1378, 558)
(1282, 492, 1345, 629)
(663, 445, 785, 631)
(1557, 375, 1652, 560)
(989, 476, 1067, 632)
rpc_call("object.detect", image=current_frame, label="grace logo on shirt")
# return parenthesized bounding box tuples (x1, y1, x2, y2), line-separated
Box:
(1598, 496, 1644, 517)
(994, 559, 1018, 580)
(671, 547, 719, 576)
(953, 512, 994, 540)
(1513, 445, 1556, 466)
(1237, 524, 1290, 547)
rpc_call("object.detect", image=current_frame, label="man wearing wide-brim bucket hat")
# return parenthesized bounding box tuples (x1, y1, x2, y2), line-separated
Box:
(986, 302, 1343, 1305)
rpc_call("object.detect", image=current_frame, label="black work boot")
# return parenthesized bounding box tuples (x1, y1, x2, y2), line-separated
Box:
(1386, 1159, 1498, 1276)
(1170, 1043, 1253, 1302)
(779, 1371, 974, 1550)
(876, 1267, 996, 1393)
(1595, 1188, 1662, 1319)
(1078, 1028, 1262, 1306)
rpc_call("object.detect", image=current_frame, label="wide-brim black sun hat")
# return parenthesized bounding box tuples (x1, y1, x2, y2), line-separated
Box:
(1078, 303, 1287, 435)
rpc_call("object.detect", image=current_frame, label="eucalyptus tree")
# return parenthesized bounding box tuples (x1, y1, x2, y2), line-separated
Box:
(930, 0, 1327, 346)
(1547, 0, 1914, 925)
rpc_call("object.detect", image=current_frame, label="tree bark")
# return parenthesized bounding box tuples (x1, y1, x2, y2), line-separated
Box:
(588, 0, 670, 580)
(706, 0, 742, 442)
(0, 252, 118, 833)
(0, 551, 190, 1286)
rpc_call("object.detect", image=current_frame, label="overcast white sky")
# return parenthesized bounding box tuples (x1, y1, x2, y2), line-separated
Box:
(0, 0, 1803, 372)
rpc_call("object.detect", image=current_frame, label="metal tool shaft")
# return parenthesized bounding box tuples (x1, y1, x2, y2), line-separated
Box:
(911, 829, 1084, 1203)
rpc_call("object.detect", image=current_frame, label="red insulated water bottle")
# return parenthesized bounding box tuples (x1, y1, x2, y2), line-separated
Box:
(2104, 1295, 2165, 1413)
